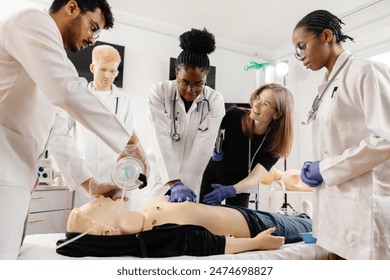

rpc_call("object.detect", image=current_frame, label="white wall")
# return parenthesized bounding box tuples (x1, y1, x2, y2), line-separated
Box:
(0, 0, 348, 173)
(82, 11, 271, 156)
(3, 1, 269, 153)
(5, 0, 390, 172)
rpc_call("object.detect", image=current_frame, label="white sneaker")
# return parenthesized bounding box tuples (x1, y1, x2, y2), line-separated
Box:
(302, 200, 313, 218)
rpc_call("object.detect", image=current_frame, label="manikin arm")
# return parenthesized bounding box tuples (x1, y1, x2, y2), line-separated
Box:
(233, 164, 313, 193)
(224, 227, 284, 254)
(233, 163, 274, 194)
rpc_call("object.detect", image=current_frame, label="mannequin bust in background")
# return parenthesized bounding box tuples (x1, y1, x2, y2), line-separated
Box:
(263, 167, 313, 192)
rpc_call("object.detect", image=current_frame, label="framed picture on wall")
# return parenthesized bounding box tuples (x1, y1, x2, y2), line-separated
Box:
(169, 57, 216, 89)
(66, 41, 125, 88)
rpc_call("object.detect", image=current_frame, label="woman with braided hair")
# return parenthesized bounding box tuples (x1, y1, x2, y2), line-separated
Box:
(146, 28, 225, 203)
(292, 9, 390, 259)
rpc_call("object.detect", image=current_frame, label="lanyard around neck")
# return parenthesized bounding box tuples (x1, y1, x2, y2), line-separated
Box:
(248, 130, 269, 175)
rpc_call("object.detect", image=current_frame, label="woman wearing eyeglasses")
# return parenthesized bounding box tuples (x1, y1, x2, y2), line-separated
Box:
(292, 10, 390, 260)
(199, 83, 294, 208)
(146, 28, 225, 203)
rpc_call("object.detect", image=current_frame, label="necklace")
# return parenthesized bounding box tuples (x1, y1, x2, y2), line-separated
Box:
(248, 129, 269, 175)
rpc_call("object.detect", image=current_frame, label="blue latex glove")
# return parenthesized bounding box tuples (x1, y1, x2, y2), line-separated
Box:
(300, 161, 323, 187)
(203, 184, 236, 205)
(212, 148, 223, 162)
(169, 182, 197, 202)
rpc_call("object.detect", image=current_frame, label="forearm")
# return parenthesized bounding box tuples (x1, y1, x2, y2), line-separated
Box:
(234, 164, 272, 193)
(224, 237, 260, 254)
(81, 178, 92, 192)
(225, 228, 284, 254)
(167, 179, 181, 186)
(48, 110, 93, 191)
(126, 133, 139, 145)
(321, 135, 390, 186)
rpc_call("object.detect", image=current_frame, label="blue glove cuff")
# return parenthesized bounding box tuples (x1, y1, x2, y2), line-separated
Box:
(225, 185, 237, 198)
(170, 182, 184, 190)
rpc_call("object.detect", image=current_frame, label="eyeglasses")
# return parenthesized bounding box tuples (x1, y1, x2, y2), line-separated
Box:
(84, 13, 102, 40)
(294, 33, 319, 60)
(253, 95, 276, 110)
(96, 68, 119, 77)
(177, 78, 206, 92)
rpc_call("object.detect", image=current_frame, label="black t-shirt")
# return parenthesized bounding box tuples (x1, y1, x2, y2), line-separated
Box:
(56, 224, 226, 258)
(220, 107, 278, 176)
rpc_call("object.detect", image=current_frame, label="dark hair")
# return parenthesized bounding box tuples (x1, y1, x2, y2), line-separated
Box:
(49, 0, 114, 29)
(295, 10, 354, 43)
(175, 28, 216, 74)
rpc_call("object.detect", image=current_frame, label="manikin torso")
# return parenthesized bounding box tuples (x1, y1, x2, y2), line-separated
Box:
(137, 196, 250, 237)
(77, 196, 250, 238)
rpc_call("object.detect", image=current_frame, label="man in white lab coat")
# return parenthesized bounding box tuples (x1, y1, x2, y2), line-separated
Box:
(0, 0, 147, 259)
(66, 45, 137, 207)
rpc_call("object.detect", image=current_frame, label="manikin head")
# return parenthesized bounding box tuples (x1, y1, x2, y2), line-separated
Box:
(67, 196, 143, 235)
(49, 0, 114, 52)
(90, 45, 121, 90)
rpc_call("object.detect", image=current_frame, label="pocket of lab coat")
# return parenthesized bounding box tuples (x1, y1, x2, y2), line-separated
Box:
(0, 126, 37, 188)
(329, 174, 369, 203)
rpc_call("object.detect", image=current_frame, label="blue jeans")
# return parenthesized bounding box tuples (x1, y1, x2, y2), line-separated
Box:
(223, 205, 312, 243)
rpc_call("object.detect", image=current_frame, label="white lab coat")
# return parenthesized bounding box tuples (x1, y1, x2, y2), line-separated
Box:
(310, 50, 390, 259)
(0, 9, 130, 259)
(146, 80, 225, 199)
(70, 84, 136, 206)
(73, 83, 135, 181)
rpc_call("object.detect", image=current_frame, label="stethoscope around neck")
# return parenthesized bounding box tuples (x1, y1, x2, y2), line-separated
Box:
(171, 88, 210, 142)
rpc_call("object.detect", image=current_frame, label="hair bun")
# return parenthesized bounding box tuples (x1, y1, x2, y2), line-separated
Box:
(179, 28, 216, 55)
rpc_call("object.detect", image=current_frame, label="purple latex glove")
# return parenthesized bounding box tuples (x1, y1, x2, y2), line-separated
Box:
(300, 161, 323, 187)
(212, 148, 223, 162)
(203, 184, 236, 205)
(169, 182, 197, 202)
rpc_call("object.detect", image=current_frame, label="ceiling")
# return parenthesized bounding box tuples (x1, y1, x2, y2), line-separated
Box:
(30, 0, 390, 60)
(105, 0, 390, 60)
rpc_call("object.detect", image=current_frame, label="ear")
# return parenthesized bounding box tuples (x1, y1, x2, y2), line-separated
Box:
(65, 0, 79, 16)
(90, 63, 94, 74)
(322, 29, 333, 44)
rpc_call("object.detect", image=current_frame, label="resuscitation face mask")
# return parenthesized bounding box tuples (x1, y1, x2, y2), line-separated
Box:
(112, 157, 146, 191)
(56, 156, 146, 250)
